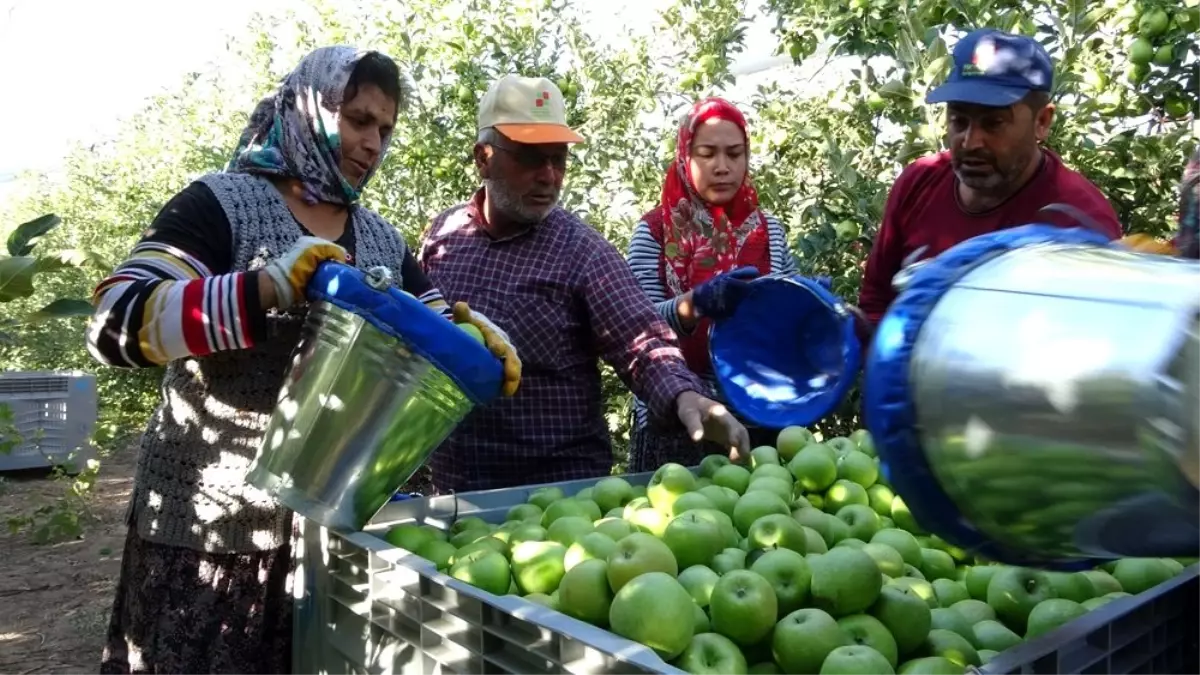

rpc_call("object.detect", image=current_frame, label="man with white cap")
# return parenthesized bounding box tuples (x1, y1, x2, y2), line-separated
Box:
(418, 75, 750, 493)
(858, 28, 1122, 327)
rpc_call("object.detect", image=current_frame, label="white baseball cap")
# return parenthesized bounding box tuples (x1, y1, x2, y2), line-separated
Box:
(477, 75, 584, 145)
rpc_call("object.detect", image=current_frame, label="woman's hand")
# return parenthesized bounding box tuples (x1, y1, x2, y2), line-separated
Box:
(1119, 233, 1178, 256)
(262, 236, 348, 309)
(453, 302, 522, 397)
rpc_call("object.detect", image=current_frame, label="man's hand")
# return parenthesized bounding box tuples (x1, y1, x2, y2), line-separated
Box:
(1119, 233, 1178, 256)
(675, 390, 750, 461)
(453, 302, 522, 396)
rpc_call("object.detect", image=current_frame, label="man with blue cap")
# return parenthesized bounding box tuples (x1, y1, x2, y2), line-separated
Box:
(858, 28, 1122, 325)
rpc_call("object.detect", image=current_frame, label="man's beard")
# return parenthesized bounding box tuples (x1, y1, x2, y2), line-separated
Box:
(484, 178, 558, 225)
(952, 144, 1038, 194)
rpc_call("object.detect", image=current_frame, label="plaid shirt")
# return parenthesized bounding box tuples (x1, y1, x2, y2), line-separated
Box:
(418, 190, 703, 492)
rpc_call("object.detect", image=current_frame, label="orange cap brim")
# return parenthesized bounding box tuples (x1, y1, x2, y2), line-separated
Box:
(495, 123, 584, 145)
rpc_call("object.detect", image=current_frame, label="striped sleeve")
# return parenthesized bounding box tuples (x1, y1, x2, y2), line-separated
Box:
(763, 213, 797, 275)
(625, 220, 690, 336)
(86, 183, 266, 368)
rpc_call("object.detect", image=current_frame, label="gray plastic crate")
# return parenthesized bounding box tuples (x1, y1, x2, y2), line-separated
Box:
(294, 471, 687, 675)
(0, 371, 97, 472)
(974, 563, 1198, 675)
(295, 471, 1200, 675)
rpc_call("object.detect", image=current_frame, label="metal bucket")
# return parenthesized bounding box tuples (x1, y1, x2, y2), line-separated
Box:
(246, 263, 503, 533)
(865, 224, 1200, 568)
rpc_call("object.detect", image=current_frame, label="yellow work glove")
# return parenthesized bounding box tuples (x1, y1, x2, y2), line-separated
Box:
(264, 236, 349, 309)
(453, 301, 522, 397)
(1119, 233, 1178, 256)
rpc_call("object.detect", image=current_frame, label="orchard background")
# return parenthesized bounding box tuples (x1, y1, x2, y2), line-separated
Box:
(0, 0, 1196, 541)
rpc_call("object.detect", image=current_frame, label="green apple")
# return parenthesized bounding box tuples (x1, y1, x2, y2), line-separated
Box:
(804, 526, 829, 554)
(986, 566, 1058, 634)
(920, 549, 957, 581)
(890, 495, 925, 535)
(897, 656, 963, 674)
(826, 437, 858, 456)
(977, 649, 998, 664)
(1025, 598, 1086, 638)
(887, 576, 938, 609)
(862, 542, 906, 578)
(1081, 569, 1123, 596)
(971, 619, 1021, 652)
(510, 540, 567, 595)
(748, 661, 782, 674)
(776, 426, 816, 460)
(850, 429, 875, 457)
(870, 583, 931, 656)
(623, 496, 652, 519)
(547, 515, 595, 547)
(836, 450, 879, 488)
(1082, 592, 1131, 610)
(879, 516, 894, 530)
(903, 564, 927, 580)
(576, 487, 594, 502)
(732, 490, 791, 536)
(700, 454, 732, 478)
(449, 548, 511, 596)
(524, 592, 557, 609)
(772, 608, 848, 674)
(747, 476, 794, 504)
(751, 463, 794, 485)
(527, 486, 565, 511)
(1045, 571, 1097, 603)
(871, 529, 923, 568)
(950, 599, 995, 625)
(664, 511, 726, 569)
(415, 539, 457, 571)
(607, 532, 678, 592)
(565, 531, 618, 570)
(710, 569, 779, 646)
(810, 547, 883, 616)
(648, 463, 697, 514)
(825, 479, 870, 513)
(678, 564, 721, 607)
(713, 464, 753, 495)
(575, 499, 604, 522)
(1162, 558, 1186, 574)
(674, 632, 749, 675)
(558, 558, 614, 626)
(750, 548, 812, 615)
(923, 628, 980, 667)
(750, 445, 781, 469)
(671, 491, 718, 516)
(836, 538, 867, 550)
(592, 476, 635, 513)
(1112, 558, 1174, 594)
(509, 523, 548, 547)
(788, 446, 839, 492)
(450, 536, 508, 564)
(837, 504, 882, 542)
(930, 608, 974, 643)
(449, 527, 492, 549)
(688, 508, 740, 547)
(964, 565, 1003, 601)
(838, 614, 899, 667)
(628, 505, 671, 537)
(505, 503, 544, 523)
(713, 547, 748, 574)
(793, 507, 831, 537)
(931, 579, 970, 607)
(819, 645, 893, 674)
(609, 571, 696, 660)
(807, 493, 826, 511)
(541, 499, 593, 528)
(697, 484, 739, 516)
(748, 513, 809, 554)
(693, 603, 711, 634)
(386, 523, 435, 552)
(866, 484, 895, 517)
(594, 517, 635, 541)
(450, 516, 490, 536)
(823, 513, 852, 546)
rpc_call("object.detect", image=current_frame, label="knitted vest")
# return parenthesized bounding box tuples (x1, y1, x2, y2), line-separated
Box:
(127, 172, 408, 554)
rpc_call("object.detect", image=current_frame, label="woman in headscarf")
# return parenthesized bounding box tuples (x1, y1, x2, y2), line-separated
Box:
(87, 46, 518, 674)
(624, 97, 796, 472)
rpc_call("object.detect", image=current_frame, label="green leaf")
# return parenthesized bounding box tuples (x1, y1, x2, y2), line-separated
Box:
(25, 298, 95, 323)
(6, 214, 61, 256)
(0, 256, 38, 302)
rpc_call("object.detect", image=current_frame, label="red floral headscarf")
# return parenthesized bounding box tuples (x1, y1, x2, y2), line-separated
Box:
(644, 97, 771, 373)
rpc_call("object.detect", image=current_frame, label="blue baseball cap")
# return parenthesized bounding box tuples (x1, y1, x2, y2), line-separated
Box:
(926, 29, 1054, 107)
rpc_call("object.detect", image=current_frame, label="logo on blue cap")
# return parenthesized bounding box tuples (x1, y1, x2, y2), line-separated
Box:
(926, 29, 1054, 107)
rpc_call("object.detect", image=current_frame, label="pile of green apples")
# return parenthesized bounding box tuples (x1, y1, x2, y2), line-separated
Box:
(381, 426, 1194, 675)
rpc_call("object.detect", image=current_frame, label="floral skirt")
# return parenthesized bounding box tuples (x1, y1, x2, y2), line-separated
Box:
(99, 519, 294, 674)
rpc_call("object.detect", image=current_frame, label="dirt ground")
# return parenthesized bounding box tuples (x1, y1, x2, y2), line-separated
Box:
(0, 444, 136, 674)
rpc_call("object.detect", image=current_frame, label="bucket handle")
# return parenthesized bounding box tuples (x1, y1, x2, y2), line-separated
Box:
(1034, 203, 1115, 239)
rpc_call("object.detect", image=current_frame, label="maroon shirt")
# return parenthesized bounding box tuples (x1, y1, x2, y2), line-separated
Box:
(419, 190, 703, 492)
(859, 149, 1122, 324)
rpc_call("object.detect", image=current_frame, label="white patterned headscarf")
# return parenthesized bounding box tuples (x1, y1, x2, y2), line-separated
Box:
(227, 45, 410, 206)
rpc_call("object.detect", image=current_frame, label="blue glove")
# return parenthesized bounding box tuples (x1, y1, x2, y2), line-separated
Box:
(692, 266, 761, 321)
